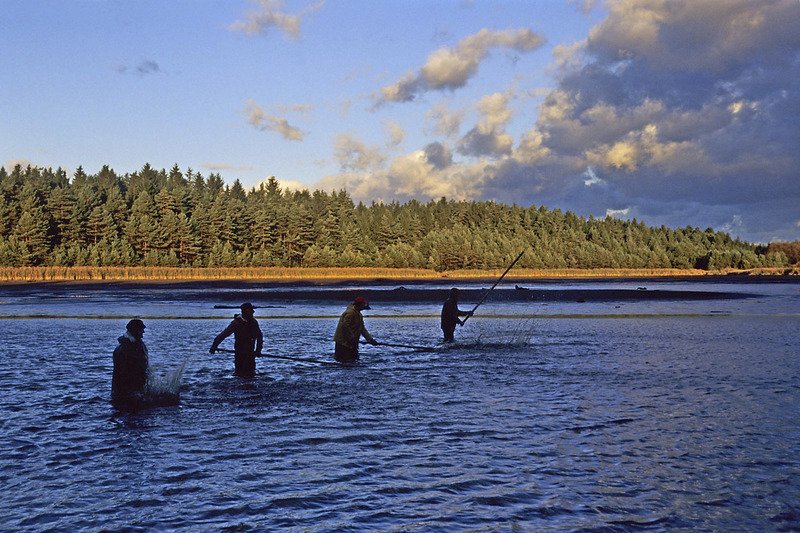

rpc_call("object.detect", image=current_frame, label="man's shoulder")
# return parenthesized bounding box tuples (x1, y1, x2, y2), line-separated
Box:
(114, 338, 133, 356)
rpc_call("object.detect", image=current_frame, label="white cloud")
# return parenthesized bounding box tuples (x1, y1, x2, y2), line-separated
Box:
(244, 100, 305, 141)
(230, 0, 324, 40)
(379, 28, 545, 103)
(457, 91, 517, 157)
(333, 134, 385, 171)
(583, 167, 604, 187)
(425, 102, 465, 138)
(384, 121, 405, 148)
(318, 150, 486, 203)
(720, 214, 744, 234)
(4, 159, 34, 170)
(276, 178, 308, 192)
(605, 207, 630, 218)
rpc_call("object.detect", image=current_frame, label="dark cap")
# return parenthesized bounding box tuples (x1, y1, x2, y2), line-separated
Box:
(126, 319, 146, 331)
(354, 296, 371, 310)
(450, 287, 460, 295)
(240, 302, 254, 311)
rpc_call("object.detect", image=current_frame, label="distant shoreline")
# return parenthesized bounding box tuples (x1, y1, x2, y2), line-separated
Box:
(0, 266, 797, 286)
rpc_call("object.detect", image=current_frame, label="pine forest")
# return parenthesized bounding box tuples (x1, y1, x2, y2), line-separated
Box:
(0, 164, 793, 272)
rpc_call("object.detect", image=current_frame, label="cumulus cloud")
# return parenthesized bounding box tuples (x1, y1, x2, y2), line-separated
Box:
(423, 142, 453, 170)
(333, 134, 386, 171)
(244, 100, 305, 141)
(318, 149, 486, 203)
(501, 0, 800, 240)
(587, 0, 800, 75)
(425, 102, 465, 138)
(457, 92, 515, 157)
(230, 0, 324, 39)
(379, 28, 545, 103)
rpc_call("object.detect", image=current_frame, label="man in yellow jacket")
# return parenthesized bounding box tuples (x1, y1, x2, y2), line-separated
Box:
(334, 296, 377, 364)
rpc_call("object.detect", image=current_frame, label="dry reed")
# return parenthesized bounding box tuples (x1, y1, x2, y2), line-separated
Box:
(1, 265, 795, 283)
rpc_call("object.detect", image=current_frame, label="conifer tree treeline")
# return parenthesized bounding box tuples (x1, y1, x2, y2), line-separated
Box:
(0, 163, 791, 270)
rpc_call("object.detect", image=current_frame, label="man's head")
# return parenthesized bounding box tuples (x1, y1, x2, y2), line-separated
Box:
(354, 296, 370, 310)
(450, 287, 459, 300)
(240, 302, 255, 318)
(126, 319, 146, 339)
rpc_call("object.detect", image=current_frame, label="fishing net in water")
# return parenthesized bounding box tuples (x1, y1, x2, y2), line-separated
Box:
(145, 360, 187, 407)
(473, 319, 537, 347)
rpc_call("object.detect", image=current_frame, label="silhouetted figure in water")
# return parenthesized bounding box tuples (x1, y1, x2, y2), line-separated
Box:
(210, 302, 263, 377)
(334, 296, 377, 364)
(112, 319, 149, 411)
(441, 288, 473, 343)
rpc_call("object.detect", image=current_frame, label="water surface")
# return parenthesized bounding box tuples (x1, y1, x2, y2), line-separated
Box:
(1, 279, 798, 530)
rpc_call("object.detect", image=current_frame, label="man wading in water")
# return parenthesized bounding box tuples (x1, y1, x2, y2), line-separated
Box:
(334, 296, 378, 364)
(441, 288, 473, 343)
(112, 319, 149, 411)
(209, 302, 263, 377)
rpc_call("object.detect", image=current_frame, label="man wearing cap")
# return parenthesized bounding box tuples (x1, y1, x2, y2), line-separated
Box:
(210, 302, 264, 377)
(441, 288, 473, 342)
(334, 296, 377, 364)
(112, 319, 149, 410)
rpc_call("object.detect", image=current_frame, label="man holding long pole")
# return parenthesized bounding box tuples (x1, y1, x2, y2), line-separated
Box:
(441, 288, 473, 342)
(209, 302, 263, 377)
(442, 251, 525, 342)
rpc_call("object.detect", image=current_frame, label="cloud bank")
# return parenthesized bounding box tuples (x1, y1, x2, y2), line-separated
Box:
(323, 1, 800, 242)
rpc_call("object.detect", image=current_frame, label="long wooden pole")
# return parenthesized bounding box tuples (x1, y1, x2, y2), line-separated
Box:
(214, 347, 341, 366)
(361, 340, 437, 351)
(461, 250, 525, 326)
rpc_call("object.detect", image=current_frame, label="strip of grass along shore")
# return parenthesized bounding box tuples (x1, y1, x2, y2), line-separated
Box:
(1, 266, 797, 283)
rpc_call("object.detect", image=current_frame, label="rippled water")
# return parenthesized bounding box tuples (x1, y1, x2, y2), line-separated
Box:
(1, 279, 799, 531)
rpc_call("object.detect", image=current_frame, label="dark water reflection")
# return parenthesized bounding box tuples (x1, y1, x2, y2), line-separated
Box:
(1, 281, 799, 530)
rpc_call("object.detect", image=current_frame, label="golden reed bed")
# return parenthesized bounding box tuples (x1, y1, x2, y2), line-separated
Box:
(0, 266, 796, 283)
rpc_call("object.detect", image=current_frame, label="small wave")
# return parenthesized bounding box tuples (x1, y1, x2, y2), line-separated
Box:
(696, 498, 731, 507)
(606, 515, 676, 529)
(567, 417, 637, 433)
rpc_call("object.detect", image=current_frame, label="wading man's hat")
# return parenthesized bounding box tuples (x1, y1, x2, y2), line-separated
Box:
(354, 296, 371, 310)
(241, 302, 254, 311)
(126, 319, 146, 331)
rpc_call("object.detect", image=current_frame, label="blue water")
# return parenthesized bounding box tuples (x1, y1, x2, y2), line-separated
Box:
(1, 279, 799, 531)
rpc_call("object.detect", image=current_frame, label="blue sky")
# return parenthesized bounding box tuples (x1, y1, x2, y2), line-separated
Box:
(2, 0, 799, 243)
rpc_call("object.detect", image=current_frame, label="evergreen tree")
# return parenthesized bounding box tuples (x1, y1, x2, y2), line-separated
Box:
(12, 190, 51, 264)
(125, 191, 159, 258)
